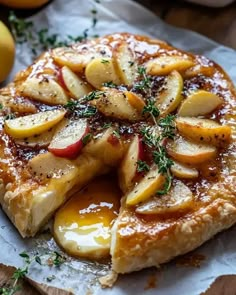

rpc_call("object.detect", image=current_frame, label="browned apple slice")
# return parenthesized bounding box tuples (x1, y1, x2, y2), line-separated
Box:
(125, 91, 146, 113)
(176, 117, 231, 146)
(48, 119, 90, 159)
(156, 70, 183, 115)
(167, 136, 217, 164)
(52, 47, 97, 72)
(85, 58, 122, 89)
(28, 152, 78, 180)
(118, 134, 145, 192)
(146, 55, 194, 76)
(136, 180, 193, 215)
(114, 43, 137, 85)
(126, 165, 165, 206)
(83, 127, 125, 167)
(170, 160, 199, 179)
(59, 66, 92, 99)
(15, 127, 56, 148)
(178, 90, 223, 117)
(18, 77, 68, 105)
(89, 89, 143, 121)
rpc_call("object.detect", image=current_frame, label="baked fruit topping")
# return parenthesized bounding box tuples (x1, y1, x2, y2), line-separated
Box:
(0, 33, 235, 283)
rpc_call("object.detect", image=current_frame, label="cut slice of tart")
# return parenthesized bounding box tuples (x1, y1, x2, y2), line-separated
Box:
(0, 33, 235, 286)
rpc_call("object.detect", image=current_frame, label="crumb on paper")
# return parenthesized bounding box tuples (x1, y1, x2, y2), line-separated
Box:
(175, 253, 205, 268)
(99, 270, 118, 288)
(144, 273, 158, 290)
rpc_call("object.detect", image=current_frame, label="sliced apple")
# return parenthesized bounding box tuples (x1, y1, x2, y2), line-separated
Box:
(4, 109, 66, 139)
(114, 43, 137, 85)
(48, 118, 90, 159)
(125, 91, 146, 113)
(85, 58, 122, 89)
(0, 95, 37, 114)
(170, 160, 199, 179)
(156, 70, 183, 115)
(89, 89, 143, 121)
(184, 65, 215, 78)
(176, 117, 231, 146)
(15, 127, 56, 148)
(28, 152, 78, 180)
(18, 77, 68, 105)
(126, 165, 165, 206)
(118, 135, 145, 193)
(146, 55, 194, 76)
(60, 66, 92, 99)
(83, 127, 125, 167)
(136, 180, 193, 215)
(167, 136, 217, 164)
(52, 47, 97, 73)
(178, 90, 223, 117)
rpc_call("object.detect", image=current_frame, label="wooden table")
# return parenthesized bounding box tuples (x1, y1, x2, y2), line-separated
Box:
(0, 1, 236, 294)
(1, 0, 236, 49)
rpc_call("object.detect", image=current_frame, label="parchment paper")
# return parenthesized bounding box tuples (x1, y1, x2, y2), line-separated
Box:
(1, 0, 236, 294)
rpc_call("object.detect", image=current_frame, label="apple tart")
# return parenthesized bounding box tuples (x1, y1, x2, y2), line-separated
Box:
(0, 33, 235, 278)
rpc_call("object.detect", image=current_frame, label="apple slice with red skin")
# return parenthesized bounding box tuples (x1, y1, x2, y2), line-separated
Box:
(119, 134, 145, 193)
(58, 66, 92, 99)
(48, 119, 90, 159)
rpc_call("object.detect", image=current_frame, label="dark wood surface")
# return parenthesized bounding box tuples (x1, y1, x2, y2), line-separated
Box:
(1, 0, 236, 49)
(0, 0, 236, 294)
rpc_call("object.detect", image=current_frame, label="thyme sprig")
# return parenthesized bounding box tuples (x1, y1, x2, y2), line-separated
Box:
(65, 100, 97, 118)
(137, 160, 150, 173)
(8, 6, 100, 56)
(0, 251, 66, 295)
(134, 66, 152, 93)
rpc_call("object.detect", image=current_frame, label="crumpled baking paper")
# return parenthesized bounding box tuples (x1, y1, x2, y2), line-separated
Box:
(1, 0, 236, 294)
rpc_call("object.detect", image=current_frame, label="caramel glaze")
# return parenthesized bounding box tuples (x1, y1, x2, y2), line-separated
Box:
(0, 33, 235, 224)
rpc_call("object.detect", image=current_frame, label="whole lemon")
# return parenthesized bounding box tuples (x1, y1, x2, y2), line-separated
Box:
(0, 21, 15, 82)
(0, 0, 49, 9)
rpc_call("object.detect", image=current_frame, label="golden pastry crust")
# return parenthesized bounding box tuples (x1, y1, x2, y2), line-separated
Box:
(0, 33, 235, 280)
(111, 197, 236, 273)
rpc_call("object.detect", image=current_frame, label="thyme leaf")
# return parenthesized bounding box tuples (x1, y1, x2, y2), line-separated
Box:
(137, 160, 150, 173)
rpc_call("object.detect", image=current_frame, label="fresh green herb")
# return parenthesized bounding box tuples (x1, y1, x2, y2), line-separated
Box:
(0, 251, 66, 294)
(35, 256, 42, 265)
(134, 66, 151, 92)
(158, 114, 176, 139)
(153, 148, 173, 175)
(157, 174, 172, 195)
(101, 59, 110, 64)
(82, 133, 92, 145)
(142, 100, 160, 120)
(8, 11, 33, 44)
(112, 130, 120, 139)
(46, 275, 56, 283)
(0, 286, 20, 295)
(140, 127, 159, 148)
(140, 113, 176, 196)
(102, 81, 117, 88)
(137, 160, 150, 173)
(19, 252, 30, 264)
(51, 251, 66, 267)
(0, 104, 3, 110)
(103, 122, 112, 129)
(84, 90, 104, 101)
(65, 100, 97, 117)
(8, 7, 100, 57)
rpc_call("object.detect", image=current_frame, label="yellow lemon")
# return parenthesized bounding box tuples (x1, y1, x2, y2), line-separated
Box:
(0, 0, 49, 9)
(0, 21, 15, 82)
